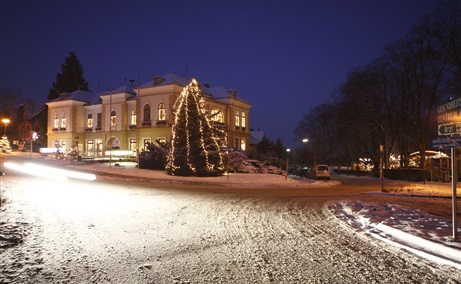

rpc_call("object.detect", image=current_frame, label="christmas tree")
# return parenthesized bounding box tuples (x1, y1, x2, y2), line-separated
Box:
(167, 79, 225, 176)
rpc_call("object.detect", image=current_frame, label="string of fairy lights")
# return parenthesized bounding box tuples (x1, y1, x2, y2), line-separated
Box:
(168, 79, 225, 176)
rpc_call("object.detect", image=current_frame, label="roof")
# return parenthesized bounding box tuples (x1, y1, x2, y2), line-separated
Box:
(49, 90, 95, 104)
(140, 73, 190, 88)
(250, 130, 265, 145)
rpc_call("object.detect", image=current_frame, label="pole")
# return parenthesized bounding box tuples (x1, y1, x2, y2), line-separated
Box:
(380, 145, 384, 191)
(109, 90, 112, 168)
(285, 158, 289, 180)
(451, 148, 458, 240)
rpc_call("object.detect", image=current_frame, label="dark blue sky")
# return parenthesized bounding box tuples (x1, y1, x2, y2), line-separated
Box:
(0, 0, 441, 146)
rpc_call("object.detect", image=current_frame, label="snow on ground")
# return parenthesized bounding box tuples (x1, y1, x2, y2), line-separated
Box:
(2, 152, 461, 271)
(63, 158, 461, 269)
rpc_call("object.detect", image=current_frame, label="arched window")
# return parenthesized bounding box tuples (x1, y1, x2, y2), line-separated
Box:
(110, 111, 116, 126)
(143, 104, 151, 122)
(158, 102, 166, 121)
(61, 113, 66, 128)
(53, 113, 59, 128)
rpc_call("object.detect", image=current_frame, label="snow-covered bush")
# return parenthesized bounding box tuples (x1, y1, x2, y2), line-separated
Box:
(139, 141, 169, 170)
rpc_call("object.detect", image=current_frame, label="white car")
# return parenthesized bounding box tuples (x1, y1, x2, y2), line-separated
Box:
(308, 164, 331, 180)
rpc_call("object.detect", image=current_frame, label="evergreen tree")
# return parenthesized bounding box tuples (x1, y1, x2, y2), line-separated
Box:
(48, 52, 89, 101)
(166, 79, 225, 176)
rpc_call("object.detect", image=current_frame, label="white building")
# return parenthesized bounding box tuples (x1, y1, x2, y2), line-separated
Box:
(46, 74, 252, 157)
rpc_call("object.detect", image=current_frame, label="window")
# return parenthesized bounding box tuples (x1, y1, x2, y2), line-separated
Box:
(235, 137, 239, 149)
(131, 109, 136, 125)
(97, 113, 102, 128)
(129, 138, 137, 151)
(143, 104, 151, 122)
(241, 112, 246, 128)
(86, 140, 94, 156)
(143, 138, 151, 150)
(87, 114, 93, 128)
(61, 113, 66, 128)
(240, 138, 246, 151)
(211, 109, 223, 123)
(53, 113, 59, 128)
(157, 137, 166, 144)
(235, 111, 240, 127)
(110, 111, 116, 126)
(158, 102, 166, 121)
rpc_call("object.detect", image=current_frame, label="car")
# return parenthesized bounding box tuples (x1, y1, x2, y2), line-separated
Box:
(308, 164, 331, 180)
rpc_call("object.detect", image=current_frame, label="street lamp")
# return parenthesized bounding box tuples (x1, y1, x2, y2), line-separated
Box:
(2, 118, 10, 136)
(285, 148, 291, 180)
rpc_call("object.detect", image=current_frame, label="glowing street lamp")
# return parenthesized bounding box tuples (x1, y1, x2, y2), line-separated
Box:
(2, 118, 10, 136)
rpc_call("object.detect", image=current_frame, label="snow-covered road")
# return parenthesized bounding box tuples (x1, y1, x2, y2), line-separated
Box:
(1, 169, 459, 283)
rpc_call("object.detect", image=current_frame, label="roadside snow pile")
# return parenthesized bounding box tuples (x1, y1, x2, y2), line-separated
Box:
(329, 200, 461, 269)
(67, 161, 341, 188)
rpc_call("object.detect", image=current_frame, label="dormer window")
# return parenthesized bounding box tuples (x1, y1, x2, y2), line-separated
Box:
(153, 76, 165, 85)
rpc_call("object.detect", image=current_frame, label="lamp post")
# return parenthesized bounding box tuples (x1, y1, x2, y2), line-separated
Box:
(285, 148, 291, 180)
(2, 118, 10, 136)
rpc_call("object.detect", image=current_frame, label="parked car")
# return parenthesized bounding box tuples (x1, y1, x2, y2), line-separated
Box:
(308, 164, 331, 180)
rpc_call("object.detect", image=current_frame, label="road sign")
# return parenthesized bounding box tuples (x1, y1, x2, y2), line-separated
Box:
(221, 147, 234, 152)
(438, 97, 461, 131)
(438, 123, 461, 136)
(432, 136, 461, 149)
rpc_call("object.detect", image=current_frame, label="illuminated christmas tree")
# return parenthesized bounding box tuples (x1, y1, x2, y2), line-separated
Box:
(167, 79, 225, 176)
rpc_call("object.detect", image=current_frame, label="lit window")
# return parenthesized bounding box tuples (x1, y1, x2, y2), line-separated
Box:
(129, 138, 137, 150)
(241, 138, 246, 151)
(53, 114, 59, 128)
(143, 138, 151, 150)
(131, 109, 136, 125)
(110, 111, 116, 126)
(235, 111, 240, 127)
(143, 104, 151, 122)
(157, 137, 166, 144)
(211, 109, 223, 123)
(241, 112, 246, 128)
(61, 113, 66, 128)
(87, 114, 93, 128)
(158, 103, 166, 121)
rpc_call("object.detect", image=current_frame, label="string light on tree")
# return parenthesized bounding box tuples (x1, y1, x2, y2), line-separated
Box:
(167, 79, 225, 176)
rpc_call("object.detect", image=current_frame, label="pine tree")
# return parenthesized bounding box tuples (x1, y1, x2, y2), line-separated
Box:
(167, 79, 225, 176)
(48, 52, 89, 101)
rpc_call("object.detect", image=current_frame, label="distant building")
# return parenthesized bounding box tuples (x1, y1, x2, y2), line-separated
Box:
(45, 74, 252, 157)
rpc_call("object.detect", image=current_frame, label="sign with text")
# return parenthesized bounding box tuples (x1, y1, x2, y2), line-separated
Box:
(432, 136, 461, 149)
(438, 97, 461, 127)
(438, 123, 461, 136)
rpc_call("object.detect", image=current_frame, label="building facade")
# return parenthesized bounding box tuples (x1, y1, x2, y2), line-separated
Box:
(46, 74, 252, 157)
